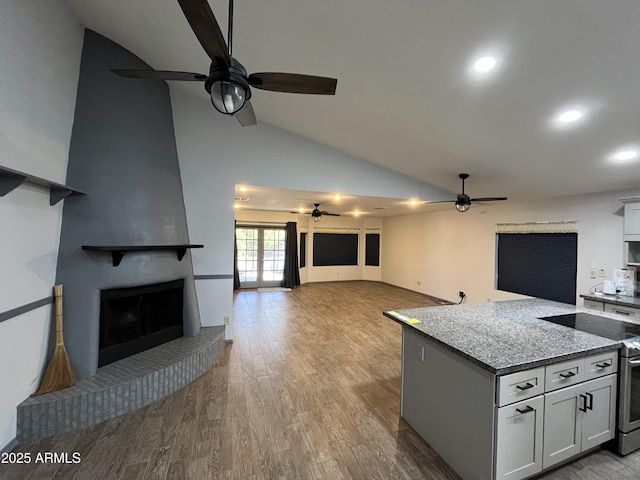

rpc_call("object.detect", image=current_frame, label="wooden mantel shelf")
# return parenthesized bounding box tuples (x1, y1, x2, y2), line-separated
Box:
(82, 244, 204, 266)
(0, 165, 86, 205)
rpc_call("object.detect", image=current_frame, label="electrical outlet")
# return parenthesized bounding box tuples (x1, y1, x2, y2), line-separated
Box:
(224, 316, 230, 325)
(590, 268, 597, 279)
(599, 268, 606, 278)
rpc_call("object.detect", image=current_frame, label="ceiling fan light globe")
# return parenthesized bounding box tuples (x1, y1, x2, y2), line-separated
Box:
(455, 202, 470, 213)
(313, 215, 320, 222)
(210, 81, 246, 114)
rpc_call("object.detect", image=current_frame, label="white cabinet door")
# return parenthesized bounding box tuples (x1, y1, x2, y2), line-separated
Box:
(543, 375, 617, 469)
(543, 383, 582, 469)
(582, 375, 617, 450)
(495, 396, 544, 480)
(624, 203, 640, 240)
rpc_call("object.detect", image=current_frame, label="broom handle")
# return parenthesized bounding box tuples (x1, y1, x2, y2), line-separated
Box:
(54, 284, 64, 347)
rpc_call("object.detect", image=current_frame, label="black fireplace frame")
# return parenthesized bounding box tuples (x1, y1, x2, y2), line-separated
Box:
(98, 279, 184, 368)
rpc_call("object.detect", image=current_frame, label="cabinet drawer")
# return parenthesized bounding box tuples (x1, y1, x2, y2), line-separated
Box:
(583, 299, 604, 311)
(545, 358, 585, 392)
(584, 351, 618, 381)
(498, 367, 545, 407)
(604, 303, 640, 318)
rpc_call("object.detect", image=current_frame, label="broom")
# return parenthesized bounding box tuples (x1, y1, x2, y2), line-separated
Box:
(33, 284, 76, 395)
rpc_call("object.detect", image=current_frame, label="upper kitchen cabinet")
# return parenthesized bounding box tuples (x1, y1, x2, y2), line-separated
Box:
(621, 197, 640, 242)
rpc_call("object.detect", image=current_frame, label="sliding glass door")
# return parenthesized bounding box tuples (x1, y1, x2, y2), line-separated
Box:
(235, 227, 286, 288)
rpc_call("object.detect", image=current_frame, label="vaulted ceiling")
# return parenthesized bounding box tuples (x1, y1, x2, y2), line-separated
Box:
(67, 0, 639, 203)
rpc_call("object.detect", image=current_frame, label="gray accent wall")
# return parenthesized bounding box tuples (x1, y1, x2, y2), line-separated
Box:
(55, 30, 201, 379)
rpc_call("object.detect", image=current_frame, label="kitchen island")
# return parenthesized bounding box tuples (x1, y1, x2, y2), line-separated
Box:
(384, 299, 622, 480)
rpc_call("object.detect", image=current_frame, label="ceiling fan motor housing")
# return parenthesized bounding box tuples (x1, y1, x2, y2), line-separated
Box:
(204, 58, 252, 114)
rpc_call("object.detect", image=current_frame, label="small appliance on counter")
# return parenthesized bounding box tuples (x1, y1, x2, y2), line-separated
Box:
(603, 280, 617, 295)
(614, 267, 636, 297)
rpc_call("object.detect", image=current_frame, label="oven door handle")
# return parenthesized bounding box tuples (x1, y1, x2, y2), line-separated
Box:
(629, 359, 640, 365)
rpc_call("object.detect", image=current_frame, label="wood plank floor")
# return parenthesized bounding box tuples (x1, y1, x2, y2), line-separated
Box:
(2, 281, 640, 480)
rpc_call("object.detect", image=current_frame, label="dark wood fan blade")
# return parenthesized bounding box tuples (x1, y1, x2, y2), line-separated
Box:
(177, 0, 231, 67)
(110, 70, 207, 81)
(235, 100, 257, 127)
(319, 211, 340, 216)
(248, 73, 337, 94)
(423, 200, 456, 204)
(470, 197, 508, 202)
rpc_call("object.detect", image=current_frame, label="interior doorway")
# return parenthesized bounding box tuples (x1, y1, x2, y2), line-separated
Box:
(235, 226, 286, 288)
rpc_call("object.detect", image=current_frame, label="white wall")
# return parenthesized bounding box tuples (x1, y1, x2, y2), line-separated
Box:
(0, 0, 83, 451)
(170, 88, 448, 337)
(382, 189, 635, 305)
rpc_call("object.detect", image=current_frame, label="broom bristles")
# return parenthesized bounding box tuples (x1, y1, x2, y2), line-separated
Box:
(33, 345, 76, 396)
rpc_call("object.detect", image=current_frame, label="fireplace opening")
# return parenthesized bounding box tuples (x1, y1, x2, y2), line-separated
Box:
(99, 279, 184, 367)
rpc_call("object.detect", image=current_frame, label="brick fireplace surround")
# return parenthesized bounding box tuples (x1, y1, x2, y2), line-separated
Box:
(17, 326, 225, 443)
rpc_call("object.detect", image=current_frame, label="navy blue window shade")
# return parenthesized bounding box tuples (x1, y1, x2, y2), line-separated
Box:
(365, 234, 380, 266)
(496, 233, 577, 305)
(300, 232, 307, 268)
(313, 233, 358, 266)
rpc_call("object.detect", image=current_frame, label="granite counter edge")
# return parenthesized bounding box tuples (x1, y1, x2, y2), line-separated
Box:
(581, 293, 640, 308)
(383, 311, 621, 376)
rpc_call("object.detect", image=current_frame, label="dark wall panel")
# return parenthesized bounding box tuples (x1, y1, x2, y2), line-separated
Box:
(313, 233, 358, 266)
(300, 232, 307, 268)
(365, 234, 380, 266)
(55, 30, 201, 378)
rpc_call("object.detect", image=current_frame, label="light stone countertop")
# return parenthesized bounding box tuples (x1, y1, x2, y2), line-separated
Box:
(384, 298, 623, 375)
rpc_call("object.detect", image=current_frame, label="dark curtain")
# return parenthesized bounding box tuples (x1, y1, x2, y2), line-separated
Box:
(282, 222, 301, 288)
(233, 221, 241, 290)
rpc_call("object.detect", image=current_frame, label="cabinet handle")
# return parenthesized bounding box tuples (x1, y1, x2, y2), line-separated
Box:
(614, 310, 631, 316)
(516, 382, 534, 391)
(559, 371, 576, 379)
(595, 362, 611, 369)
(579, 394, 588, 412)
(516, 406, 534, 414)
(586, 392, 593, 411)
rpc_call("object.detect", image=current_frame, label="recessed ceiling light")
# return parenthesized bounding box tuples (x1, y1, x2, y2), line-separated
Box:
(474, 56, 497, 73)
(298, 207, 305, 213)
(334, 194, 342, 200)
(409, 200, 418, 206)
(557, 109, 583, 124)
(353, 211, 361, 216)
(611, 149, 639, 163)
(238, 186, 247, 192)
(233, 204, 241, 209)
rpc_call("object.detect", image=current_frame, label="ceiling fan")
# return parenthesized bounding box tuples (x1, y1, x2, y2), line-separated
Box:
(426, 173, 507, 212)
(110, 0, 337, 127)
(292, 203, 340, 222)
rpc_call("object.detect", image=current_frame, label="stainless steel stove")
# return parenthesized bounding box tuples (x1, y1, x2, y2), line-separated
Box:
(539, 312, 640, 455)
